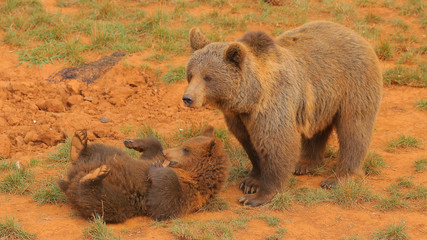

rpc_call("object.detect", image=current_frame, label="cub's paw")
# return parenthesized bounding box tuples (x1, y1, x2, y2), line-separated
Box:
(80, 165, 110, 184)
(239, 176, 260, 194)
(320, 176, 339, 189)
(70, 129, 88, 163)
(238, 193, 273, 207)
(294, 160, 321, 175)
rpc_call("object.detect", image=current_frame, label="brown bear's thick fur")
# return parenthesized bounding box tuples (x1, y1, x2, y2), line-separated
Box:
(58, 127, 230, 222)
(183, 21, 382, 206)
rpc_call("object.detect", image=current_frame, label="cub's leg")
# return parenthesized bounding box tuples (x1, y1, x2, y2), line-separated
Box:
(321, 116, 374, 188)
(224, 113, 261, 194)
(123, 137, 164, 161)
(146, 163, 183, 220)
(70, 129, 88, 163)
(80, 165, 110, 184)
(295, 124, 333, 175)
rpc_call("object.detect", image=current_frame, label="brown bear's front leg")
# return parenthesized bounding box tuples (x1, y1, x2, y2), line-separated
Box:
(224, 113, 261, 194)
(70, 129, 88, 163)
(239, 126, 301, 207)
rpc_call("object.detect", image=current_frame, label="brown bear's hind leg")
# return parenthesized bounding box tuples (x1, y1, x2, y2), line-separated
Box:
(321, 116, 374, 188)
(70, 129, 88, 163)
(294, 124, 333, 175)
(80, 165, 110, 184)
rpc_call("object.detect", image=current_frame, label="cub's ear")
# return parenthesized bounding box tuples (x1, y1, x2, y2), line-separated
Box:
(189, 27, 210, 51)
(57, 179, 69, 192)
(224, 43, 246, 70)
(209, 139, 216, 152)
(201, 125, 214, 137)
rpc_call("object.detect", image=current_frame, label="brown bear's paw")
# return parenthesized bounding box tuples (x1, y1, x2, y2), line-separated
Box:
(238, 193, 274, 207)
(80, 165, 110, 184)
(320, 176, 339, 189)
(70, 129, 88, 163)
(294, 160, 321, 175)
(239, 176, 260, 194)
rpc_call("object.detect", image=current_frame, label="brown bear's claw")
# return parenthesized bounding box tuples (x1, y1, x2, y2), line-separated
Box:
(320, 176, 339, 189)
(239, 176, 260, 194)
(238, 194, 268, 207)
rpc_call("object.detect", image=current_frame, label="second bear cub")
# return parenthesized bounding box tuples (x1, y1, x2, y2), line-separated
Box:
(58, 126, 230, 222)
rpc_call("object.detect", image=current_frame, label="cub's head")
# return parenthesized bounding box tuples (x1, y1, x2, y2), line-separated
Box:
(163, 126, 229, 173)
(183, 28, 248, 109)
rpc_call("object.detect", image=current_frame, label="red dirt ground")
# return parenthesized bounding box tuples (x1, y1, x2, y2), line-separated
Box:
(0, 1, 426, 239)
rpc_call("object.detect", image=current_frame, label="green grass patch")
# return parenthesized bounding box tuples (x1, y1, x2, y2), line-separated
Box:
(400, 0, 425, 16)
(0, 167, 34, 195)
(383, 64, 427, 87)
(47, 136, 72, 164)
(162, 66, 186, 84)
(414, 158, 427, 172)
(170, 217, 249, 240)
(255, 214, 281, 227)
(376, 195, 408, 211)
(386, 135, 423, 152)
(415, 98, 427, 110)
(32, 178, 66, 205)
(375, 40, 393, 60)
(329, 179, 375, 206)
(363, 151, 386, 175)
(226, 143, 251, 184)
(199, 196, 230, 212)
(265, 227, 287, 240)
(293, 187, 329, 206)
(135, 124, 166, 147)
(171, 124, 206, 146)
(0, 217, 36, 240)
(83, 215, 121, 240)
(0, 158, 15, 171)
(267, 191, 294, 210)
(373, 220, 408, 240)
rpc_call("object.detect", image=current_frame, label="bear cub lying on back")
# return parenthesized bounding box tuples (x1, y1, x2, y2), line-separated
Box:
(58, 126, 230, 222)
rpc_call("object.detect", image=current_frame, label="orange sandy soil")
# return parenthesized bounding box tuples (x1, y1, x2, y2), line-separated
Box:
(1, 0, 427, 239)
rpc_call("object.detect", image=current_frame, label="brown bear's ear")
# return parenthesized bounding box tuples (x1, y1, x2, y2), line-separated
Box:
(189, 27, 210, 51)
(225, 43, 246, 70)
(209, 139, 216, 152)
(201, 125, 214, 136)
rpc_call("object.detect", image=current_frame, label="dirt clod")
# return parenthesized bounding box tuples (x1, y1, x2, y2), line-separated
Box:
(0, 134, 11, 158)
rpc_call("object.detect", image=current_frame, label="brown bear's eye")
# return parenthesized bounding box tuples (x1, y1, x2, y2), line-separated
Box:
(187, 72, 192, 82)
(183, 148, 190, 153)
(203, 76, 212, 82)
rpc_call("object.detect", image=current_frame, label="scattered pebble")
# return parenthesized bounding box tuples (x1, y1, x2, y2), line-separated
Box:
(100, 117, 112, 123)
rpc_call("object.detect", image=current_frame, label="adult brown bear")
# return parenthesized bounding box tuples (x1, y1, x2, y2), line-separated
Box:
(58, 127, 230, 222)
(183, 21, 382, 206)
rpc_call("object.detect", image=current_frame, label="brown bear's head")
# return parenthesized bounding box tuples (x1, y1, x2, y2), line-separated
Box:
(183, 28, 261, 113)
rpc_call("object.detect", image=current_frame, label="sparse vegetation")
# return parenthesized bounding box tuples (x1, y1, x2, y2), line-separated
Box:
(373, 220, 408, 240)
(163, 65, 186, 84)
(386, 135, 423, 152)
(414, 158, 427, 172)
(376, 40, 394, 60)
(47, 137, 72, 164)
(415, 98, 427, 110)
(363, 151, 386, 175)
(32, 178, 66, 205)
(0, 217, 36, 240)
(200, 196, 230, 212)
(83, 215, 121, 240)
(0, 167, 34, 195)
(267, 191, 294, 210)
(329, 179, 375, 206)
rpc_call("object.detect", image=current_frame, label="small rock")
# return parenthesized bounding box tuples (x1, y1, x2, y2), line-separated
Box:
(65, 79, 84, 95)
(0, 134, 11, 158)
(67, 95, 84, 106)
(100, 117, 112, 123)
(36, 99, 65, 113)
(24, 130, 39, 144)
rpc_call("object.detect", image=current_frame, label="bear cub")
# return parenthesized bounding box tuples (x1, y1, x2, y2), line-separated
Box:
(58, 126, 230, 222)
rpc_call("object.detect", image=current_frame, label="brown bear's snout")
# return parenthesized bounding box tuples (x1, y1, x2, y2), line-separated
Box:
(182, 94, 194, 107)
